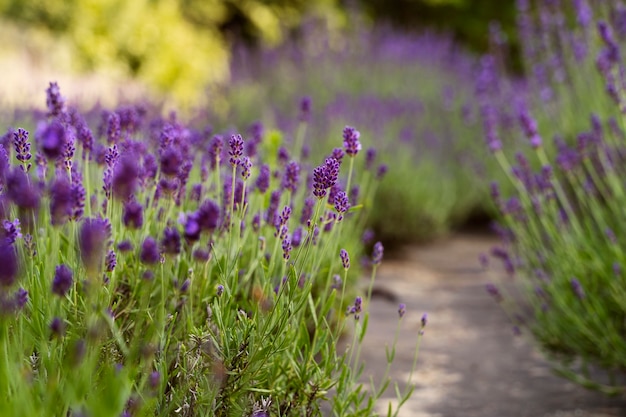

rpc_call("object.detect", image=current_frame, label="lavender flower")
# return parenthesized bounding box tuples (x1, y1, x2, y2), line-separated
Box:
(13, 128, 32, 172)
(197, 199, 221, 231)
(117, 240, 133, 252)
(398, 303, 406, 318)
(256, 164, 270, 193)
(571, 278, 585, 300)
(140, 237, 160, 265)
(50, 177, 73, 226)
(39, 120, 67, 160)
(281, 161, 300, 192)
(0, 240, 18, 287)
(485, 283, 502, 302)
(300, 197, 315, 224)
(346, 296, 362, 320)
(371, 242, 384, 265)
(112, 153, 139, 200)
(333, 190, 350, 218)
(105, 250, 117, 272)
(78, 218, 109, 273)
(365, 147, 377, 170)
(228, 134, 244, 166)
(251, 397, 271, 417)
(282, 237, 292, 261)
(376, 164, 388, 179)
(331, 148, 344, 165)
(149, 371, 160, 390)
(239, 156, 252, 180)
(299, 96, 311, 121)
(52, 264, 73, 297)
(340, 249, 350, 269)
(50, 317, 66, 338)
(313, 157, 340, 198)
(2, 219, 21, 244)
(106, 112, 121, 143)
(161, 227, 181, 255)
(342, 126, 362, 156)
(123, 201, 144, 229)
(46, 82, 65, 117)
(217, 285, 224, 296)
(160, 146, 182, 177)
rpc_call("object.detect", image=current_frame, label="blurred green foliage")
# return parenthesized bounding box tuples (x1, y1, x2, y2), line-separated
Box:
(0, 0, 343, 105)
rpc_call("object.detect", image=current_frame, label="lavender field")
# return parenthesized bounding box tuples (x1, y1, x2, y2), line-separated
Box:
(1, 0, 626, 416)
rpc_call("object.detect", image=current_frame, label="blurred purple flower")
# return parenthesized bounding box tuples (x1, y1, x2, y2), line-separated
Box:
(140, 237, 160, 265)
(52, 264, 73, 297)
(342, 126, 362, 156)
(340, 249, 350, 269)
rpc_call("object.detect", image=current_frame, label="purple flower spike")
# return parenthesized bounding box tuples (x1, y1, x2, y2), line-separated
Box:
(123, 200, 144, 229)
(398, 303, 406, 318)
(50, 317, 66, 338)
(571, 278, 585, 300)
(140, 237, 160, 265)
(50, 177, 73, 226)
(421, 313, 428, 328)
(281, 161, 300, 192)
(13, 128, 32, 172)
(334, 190, 350, 217)
(282, 237, 292, 261)
(159, 146, 182, 177)
(239, 156, 252, 180)
(313, 157, 340, 199)
(340, 249, 350, 270)
(39, 120, 67, 160)
(371, 242, 384, 265)
(161, 227, 181, 255)
(79, 218, 109, 274)
(229, 134, 244, 166)
(46, 82, 65, 117)
(105, 250, 117, 272)
(255, 164, 270, 193)
(0, 241, 19, 287)
(342, 126, 362, 156)
(52, 264, 73, 297)
(299, 96, 311, 121)
(112, 153, 139, 200)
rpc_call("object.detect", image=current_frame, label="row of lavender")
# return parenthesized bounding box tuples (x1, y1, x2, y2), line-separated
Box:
(220, 1, 626, 392)
(223, 22, 489, 243)
(483, 0, 626, 393)
(0, 84, 425, 415)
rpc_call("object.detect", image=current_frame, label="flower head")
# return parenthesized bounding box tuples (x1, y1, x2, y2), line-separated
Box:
(39, 120, 67, 160)
(140, 237, 160, 265)
(313, 157, 339, 198)
(229, 134, 244, 166)
(0, 240, 18, 287)
(52, 264, 73, 297)
(342, 126, 362, 156)
(79, 218, 109, 274)
(340, 249, 350, 269)
(371, 241, 384, 265)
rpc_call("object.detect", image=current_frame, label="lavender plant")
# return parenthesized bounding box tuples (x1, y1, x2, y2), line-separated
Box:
(483, 0, 626, 394)
(0, 83, 424, 416)
(221, 21, 490, 242)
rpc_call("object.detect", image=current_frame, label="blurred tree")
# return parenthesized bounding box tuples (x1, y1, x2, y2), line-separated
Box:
(353, 0, 519, 59)
(0, 0, 343, 105)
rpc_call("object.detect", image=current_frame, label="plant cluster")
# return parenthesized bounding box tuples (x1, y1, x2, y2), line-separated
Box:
(481, 0, 626, 394)
(0, 84, 424, 416)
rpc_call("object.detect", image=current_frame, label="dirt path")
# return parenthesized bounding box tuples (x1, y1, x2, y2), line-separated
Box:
(357, 233, 626, 417)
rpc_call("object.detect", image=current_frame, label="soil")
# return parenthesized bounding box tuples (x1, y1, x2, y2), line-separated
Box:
(355, 232, 626, 417)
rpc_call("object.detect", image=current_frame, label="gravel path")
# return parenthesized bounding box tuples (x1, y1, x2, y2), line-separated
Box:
(356, 233, 626, 417)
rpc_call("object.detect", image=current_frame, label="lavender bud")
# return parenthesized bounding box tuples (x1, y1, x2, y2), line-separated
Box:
(342, 126, 362, 156)
(398, 303, 406, 318)
(52, 264, 73, 297)
(371, 242, 384, 265)
(140, 237, 160, 265)
(340, 249, 350, 269)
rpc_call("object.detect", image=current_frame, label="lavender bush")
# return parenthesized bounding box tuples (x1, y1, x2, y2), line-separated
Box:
(220, 20, 490, 242)
(483, 0, 626, 394)
(0, 84, 425, 415)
